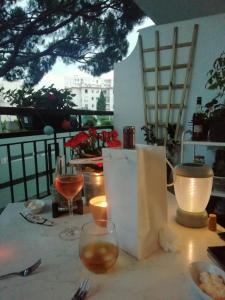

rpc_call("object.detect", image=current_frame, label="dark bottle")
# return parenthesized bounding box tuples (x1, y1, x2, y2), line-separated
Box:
(52, 199, 59, 218)
(192, 97, 205, 141)
(123, 126, 135, 149)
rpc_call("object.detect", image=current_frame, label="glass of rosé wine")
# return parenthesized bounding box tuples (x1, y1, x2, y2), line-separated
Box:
(54, 155, 84, 240)
(79, 220, 119, 274)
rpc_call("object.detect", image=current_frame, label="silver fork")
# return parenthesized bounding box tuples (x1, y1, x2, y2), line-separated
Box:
(72, 279, 90, 300)
(0, 258, 41, 280)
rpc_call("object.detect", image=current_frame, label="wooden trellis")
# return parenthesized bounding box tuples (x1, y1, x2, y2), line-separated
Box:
(139, 24, 199, 143)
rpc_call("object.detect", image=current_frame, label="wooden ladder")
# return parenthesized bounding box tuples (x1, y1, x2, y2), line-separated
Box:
(139, 24, 199, 143)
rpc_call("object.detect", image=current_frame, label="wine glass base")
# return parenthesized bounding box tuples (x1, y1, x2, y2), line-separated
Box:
(59, 226, 80, 241)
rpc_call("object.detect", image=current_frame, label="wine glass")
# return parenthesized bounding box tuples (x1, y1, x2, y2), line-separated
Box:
(79, 220, 119, 274)
(54, 155, 84, 240)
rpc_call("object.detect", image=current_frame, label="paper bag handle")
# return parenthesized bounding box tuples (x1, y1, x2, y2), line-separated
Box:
(166, 159, 175, 187)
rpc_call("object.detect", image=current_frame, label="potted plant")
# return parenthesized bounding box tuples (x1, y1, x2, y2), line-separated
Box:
(141, 124, 180, 185)
(65, 128, 121, 204)
(205, 51, 225, 142)
(2, 84, 76, 130)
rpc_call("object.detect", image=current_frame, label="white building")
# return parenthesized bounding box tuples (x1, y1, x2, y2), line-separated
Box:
(65, 75, 114, 111)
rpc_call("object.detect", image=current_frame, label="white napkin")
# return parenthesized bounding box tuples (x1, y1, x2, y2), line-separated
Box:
(159, 225, 180, 252)
(103, 145, 168, 260)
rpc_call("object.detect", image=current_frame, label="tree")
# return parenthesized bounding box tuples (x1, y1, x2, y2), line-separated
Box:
(97, 90, 106, 111)
(2, 84, 76, 109)
(0, 0, 145, 86)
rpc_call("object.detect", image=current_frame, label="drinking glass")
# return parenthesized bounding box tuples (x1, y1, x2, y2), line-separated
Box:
(79, 220, 119, 274)
(54, 155, 84, 240)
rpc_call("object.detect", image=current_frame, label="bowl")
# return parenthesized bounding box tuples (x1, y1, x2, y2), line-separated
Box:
(24, 199, 45, 214)
(189, 261, 225, 299)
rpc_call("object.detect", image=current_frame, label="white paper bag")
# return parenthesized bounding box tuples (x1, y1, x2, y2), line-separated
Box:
(102, 145, 168, 260)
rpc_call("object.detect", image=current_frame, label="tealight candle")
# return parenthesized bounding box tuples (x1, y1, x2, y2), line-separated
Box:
(89, 195, 108, 222)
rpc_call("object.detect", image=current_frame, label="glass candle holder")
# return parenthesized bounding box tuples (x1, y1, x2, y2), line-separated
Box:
(89, 195, 108, 223)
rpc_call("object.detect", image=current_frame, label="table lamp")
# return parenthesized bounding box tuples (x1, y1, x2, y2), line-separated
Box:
(174, 163, 213, 228)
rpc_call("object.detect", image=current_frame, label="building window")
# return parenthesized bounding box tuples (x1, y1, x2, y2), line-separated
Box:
(92, 104, 94, 108)
(85, 104, 88, 109)
(92, 97, 94, 100)
(85, 89, 88, 93)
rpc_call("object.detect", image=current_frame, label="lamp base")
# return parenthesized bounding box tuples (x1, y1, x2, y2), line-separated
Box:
(176, 208, 208, 228)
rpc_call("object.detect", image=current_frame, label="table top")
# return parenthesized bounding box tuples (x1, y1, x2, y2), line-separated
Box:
(0, 193, 224, 300)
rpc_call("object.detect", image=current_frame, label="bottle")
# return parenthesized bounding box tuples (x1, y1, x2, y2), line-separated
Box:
(123, 126, 135, 149)
(192, 97, 205, 141)
(52, 198, 59, 218)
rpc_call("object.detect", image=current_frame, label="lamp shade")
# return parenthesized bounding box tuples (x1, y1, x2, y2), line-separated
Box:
(174, 163, 213, 213)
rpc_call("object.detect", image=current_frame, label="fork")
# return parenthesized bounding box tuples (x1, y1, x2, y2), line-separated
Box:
(72, 279, 90, 300)
(0, 258, 41, 280)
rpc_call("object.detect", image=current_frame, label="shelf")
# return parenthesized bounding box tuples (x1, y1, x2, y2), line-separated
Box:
(182, 140, 225, 147)
(212, 190, 225, 198)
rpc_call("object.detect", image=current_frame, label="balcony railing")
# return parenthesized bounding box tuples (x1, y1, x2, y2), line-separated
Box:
(0, 107, 113, 210)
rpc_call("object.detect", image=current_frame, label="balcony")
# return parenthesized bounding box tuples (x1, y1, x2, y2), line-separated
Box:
(0, 106, 113, 211)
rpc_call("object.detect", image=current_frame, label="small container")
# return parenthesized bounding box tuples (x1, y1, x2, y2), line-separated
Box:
(208, 213, 217, 231)
(123, 126, 135, 149)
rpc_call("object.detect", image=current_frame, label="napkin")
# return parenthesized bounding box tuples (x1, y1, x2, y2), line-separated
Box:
(103, 145, 168, 260)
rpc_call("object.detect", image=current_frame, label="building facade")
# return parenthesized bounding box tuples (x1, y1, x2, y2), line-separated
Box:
(65, 75, 114, 111)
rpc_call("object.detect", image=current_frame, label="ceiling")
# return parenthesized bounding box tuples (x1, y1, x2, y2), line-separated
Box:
(134, 0, 225, 24)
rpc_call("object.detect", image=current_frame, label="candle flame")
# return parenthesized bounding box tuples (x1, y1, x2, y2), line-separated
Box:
(96, 201, 107, 208)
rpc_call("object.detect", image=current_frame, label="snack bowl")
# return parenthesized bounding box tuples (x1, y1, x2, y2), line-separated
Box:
(189, 261, 225, 299)
(24, 199, 45, 214)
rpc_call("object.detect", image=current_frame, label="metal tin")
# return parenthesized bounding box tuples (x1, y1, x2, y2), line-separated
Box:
(123, 126, 135, 149)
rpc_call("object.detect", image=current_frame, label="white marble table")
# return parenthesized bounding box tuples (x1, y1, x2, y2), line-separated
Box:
(0, 193, 224, 300)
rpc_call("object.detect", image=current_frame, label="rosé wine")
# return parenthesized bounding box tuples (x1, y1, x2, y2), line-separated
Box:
(55, 175, 84, 200)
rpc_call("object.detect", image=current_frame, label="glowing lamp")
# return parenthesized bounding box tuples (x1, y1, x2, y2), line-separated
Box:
(174, 163, 213, 228)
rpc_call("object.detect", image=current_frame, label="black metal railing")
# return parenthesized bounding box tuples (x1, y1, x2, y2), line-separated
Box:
(0, 107, 113, 210)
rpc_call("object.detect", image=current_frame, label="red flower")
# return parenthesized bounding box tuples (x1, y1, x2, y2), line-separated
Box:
(74, 132, 89, 143)
(106, 139, 122, 148)
(64, 139, 75, 147)
(88, 128, 97, 136)
(100, 130, 109, 141)
(96, 162, 103, 168)
(65, 132, 89, 148)
(64, 129, 121, 162)
(111, 130, 118, 139)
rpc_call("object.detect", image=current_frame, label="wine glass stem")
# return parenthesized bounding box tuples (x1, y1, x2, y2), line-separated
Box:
(68, 199, 73, 217)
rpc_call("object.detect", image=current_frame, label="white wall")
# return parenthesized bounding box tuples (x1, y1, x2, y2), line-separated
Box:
(114, 13, 225, 152)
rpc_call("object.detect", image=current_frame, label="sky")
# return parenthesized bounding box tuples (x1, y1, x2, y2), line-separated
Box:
(1, 17, 154, 90)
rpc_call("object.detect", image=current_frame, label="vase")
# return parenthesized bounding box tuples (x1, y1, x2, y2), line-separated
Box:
(83, 171, 105, 205)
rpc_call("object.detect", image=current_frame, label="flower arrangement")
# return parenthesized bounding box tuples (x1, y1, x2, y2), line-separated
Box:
(65, 128, 121, 158)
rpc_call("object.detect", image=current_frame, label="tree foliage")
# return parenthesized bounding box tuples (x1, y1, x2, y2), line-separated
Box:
(0, 0, 145, 86)
(2, 84, 76, 109)
(97, 90, 106, 111)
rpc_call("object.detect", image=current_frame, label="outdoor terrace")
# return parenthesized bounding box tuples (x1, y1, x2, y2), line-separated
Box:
(0, 106, 113, 210)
